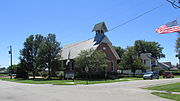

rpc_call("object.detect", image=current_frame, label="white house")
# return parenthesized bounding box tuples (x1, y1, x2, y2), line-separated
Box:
(140, 53, 157, 72)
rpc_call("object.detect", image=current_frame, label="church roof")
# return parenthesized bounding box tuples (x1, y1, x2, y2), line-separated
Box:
(60, 36, 120, 60)
(60, 38, 99, 60)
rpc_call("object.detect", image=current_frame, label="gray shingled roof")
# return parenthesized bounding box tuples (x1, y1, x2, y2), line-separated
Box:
(60, 36, 120, 60)
(61, 38, 99, 60)
(92, 22, 108, 32)
(158, 62, 171, 70)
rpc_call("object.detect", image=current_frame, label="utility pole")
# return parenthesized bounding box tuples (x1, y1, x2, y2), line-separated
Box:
(9, 45, 12, 79)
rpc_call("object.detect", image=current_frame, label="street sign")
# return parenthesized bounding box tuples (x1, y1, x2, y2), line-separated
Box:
(85, 66, 89, 72)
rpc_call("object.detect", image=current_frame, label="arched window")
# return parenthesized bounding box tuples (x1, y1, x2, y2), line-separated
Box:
(111, 61, 114, 72)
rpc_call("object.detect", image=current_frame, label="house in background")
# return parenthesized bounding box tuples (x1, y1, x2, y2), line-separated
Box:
(121, 53, 169, 75)
(0, 67, 8, 74)
(120, 53, 158, 75)
(140, 53, 172, 72)
(60, 22, 120, 77)
(157, 62, 171, 70)
(140, 53, 157, 72)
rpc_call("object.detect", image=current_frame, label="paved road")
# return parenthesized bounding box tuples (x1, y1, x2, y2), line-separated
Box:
(0, 78, 180, 101)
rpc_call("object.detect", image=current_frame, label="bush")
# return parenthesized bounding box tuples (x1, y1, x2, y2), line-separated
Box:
(15, 66, 28, 79)
(57, 71, 64, 79)
(169, 70, 180, 75)
(39, 71, 48, 77)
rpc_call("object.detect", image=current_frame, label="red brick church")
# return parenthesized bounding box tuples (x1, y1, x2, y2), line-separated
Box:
(60, 22, 120, 77)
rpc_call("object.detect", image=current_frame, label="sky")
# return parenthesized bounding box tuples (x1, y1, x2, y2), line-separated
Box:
(0, 0, 180, 68)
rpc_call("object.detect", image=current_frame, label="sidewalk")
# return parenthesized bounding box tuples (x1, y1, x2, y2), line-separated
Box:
(150, 90, 180, 95)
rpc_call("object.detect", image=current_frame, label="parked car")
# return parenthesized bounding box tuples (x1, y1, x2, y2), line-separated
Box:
(9, 74, 16, 76)
(162, 72, 174, 78)
(143, 72, 159, 80)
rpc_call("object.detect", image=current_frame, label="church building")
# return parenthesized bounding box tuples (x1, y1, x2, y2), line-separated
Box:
(60, 22, 120, 77)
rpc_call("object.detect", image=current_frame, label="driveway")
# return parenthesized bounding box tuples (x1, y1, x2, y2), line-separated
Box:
(0, 78, 180, 101)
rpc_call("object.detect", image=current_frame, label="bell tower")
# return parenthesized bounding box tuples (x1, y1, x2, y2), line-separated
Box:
(92, 22, 108, 44)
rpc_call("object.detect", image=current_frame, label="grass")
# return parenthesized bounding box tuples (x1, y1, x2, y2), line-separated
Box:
(151, 92, 180, 101)
(146, 82, 180, 92)
(1, 75, 180, 85)
(0, 78, 74, 84)
(0, 74, 8, 76)
(75, 79, 128, 85)
(145, 82, 180, 101)
(0, 77, 142, 85)
(159, 75, 180, 79)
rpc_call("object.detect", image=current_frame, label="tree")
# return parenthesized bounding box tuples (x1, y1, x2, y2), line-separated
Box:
(134, 40, 165, 59)
(75, 49, 108, 76)
(0, 67, 6, 71)
(15, 58, 29, 79)
(38, 34, 61, 79)
(113, 46, 126, 72)
(119, 46, 147, 77)
(20, 35, 34, 78)
(113, 46, 126, 61)
(7, 64, 18, 74)
(176, 34, 180, 65)
(20, 34, 44, 79)
(33, 34, 45, 76)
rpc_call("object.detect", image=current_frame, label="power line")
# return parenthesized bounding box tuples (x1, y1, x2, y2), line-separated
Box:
(109, 4, 164, 32)
(166, 0, 180, 8)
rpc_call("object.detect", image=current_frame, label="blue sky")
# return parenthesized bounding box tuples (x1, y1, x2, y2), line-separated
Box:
(0, 0, 179, 67)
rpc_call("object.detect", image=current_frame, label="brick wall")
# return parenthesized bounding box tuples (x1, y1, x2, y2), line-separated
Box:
(97, 42, 118, 72)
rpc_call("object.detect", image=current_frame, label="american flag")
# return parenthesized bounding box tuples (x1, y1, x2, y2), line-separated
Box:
(155, 20, 180, 34)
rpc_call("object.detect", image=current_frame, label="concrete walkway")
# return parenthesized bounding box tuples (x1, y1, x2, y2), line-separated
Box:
(150, 90, 180, 95)
(0, 78, 180, 101)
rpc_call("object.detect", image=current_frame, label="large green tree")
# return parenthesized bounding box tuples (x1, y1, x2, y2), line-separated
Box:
(19, 34, 61, 79)
(38, 34, 61, 79)
(16, 58, 29, 79)
(176, 34, 180, 64)
(75, 49, 107, 75)
(119, 46, 146, 76)
(134, 40, 165, 59)
(113, 46, 126, 60)
(20, 34, 44, 79)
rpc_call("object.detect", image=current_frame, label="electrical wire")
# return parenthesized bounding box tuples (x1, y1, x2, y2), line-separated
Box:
(166, 0, 180, 8)
(108, 4, 164, 32)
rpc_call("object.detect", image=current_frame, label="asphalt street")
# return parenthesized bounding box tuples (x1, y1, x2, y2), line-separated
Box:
(0, 78, 180, 101)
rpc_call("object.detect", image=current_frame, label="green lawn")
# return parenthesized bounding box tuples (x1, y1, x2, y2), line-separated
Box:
(1, 75, 180, 85)
(0, 78, 74, 84)
(151, 92, 180, 101)
(146, 82, 180, 92)
(0, 77, 142, 85)
(145, 82, 180, 101)
(159, 75, 180, 79)
(0, 74, 8, 76)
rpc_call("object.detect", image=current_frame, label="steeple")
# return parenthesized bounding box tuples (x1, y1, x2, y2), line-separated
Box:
(92, 22, 108, 44)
